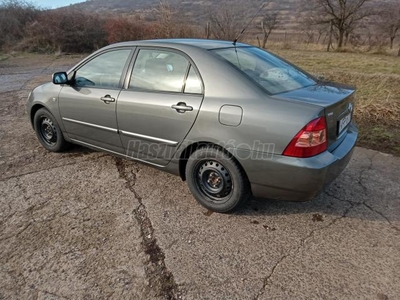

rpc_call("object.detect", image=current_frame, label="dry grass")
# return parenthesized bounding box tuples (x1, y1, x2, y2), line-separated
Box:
(271, 48, 400, 74)
(271, 48, 400, 155)
(322, 72, 400, 124)
(0, 53, 9, 62)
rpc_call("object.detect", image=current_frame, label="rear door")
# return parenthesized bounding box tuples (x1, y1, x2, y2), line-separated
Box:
(59, 48, 133, 154)
(117, 48, 204, 166)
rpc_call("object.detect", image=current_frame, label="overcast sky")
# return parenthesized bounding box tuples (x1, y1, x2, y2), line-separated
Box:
(32, 0, 85, 9)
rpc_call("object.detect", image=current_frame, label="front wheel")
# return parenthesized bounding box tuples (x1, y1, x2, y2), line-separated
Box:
(186, 146, 251, 213)
(33, 108, 69, 152)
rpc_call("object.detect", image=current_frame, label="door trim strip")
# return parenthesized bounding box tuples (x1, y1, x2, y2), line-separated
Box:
(63, 118, 178, 146)
(62, 117, 118, 133)
(119, 130, 178, 146)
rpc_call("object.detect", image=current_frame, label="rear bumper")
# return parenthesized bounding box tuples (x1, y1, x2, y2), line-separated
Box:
(236, 123, 358, 201)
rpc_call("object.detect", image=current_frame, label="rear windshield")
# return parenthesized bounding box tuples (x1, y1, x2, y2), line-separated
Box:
(211, 46, 316, 95)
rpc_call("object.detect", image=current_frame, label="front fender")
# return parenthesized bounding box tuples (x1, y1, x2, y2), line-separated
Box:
(27, 83, 64, 131)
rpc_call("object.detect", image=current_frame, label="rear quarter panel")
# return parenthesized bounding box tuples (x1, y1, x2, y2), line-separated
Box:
(176, 49, 324, 157)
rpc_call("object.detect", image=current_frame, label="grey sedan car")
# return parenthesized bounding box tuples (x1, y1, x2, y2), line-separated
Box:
(27, 39, 358, 212)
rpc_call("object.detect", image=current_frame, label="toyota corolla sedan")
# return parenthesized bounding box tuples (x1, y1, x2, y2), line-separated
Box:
(27, 39, 358, 212)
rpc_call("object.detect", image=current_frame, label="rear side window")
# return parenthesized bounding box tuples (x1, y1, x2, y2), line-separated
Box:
(130, 49, 190, 93)
(211, 47, 316, 95)
(184, 66, 202, 94)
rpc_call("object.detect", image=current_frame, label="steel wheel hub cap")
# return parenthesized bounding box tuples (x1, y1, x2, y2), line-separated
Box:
(40, 117, 57, 145)
(208, 172, 222, 188)
(197, 160, 232, 200)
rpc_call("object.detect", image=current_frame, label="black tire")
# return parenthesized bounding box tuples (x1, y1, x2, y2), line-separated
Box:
(186, 146, 251, 213)
(33, 108, 69, 152)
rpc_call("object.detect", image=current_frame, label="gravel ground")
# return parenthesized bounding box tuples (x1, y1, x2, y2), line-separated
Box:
(0, 54, 399, 300)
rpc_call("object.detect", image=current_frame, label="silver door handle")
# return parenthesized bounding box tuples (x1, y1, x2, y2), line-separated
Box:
(100, 95, 115, 103)
(171, 103, 193, 113)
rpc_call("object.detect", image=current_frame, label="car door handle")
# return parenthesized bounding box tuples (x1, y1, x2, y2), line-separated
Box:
(171, 103, 193, 113)
(100, 95, 115, 104)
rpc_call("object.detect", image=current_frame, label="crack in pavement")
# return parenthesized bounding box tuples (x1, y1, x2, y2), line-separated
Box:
(36, 289, 71, 300)
(358, 152, 379, 191)
(0, 161, 80, 182)
(254, 253, 289, 300)
(355, 152, 399, 232)
(362, 202, 400, 232)
(0, 222, 33, 242)
(0, 264, 68, 300)
(114, 157, 179, 300)
(254, 158, 398, 300)
(254, 197, 354, 300)
(0, 200, 67, 242)
(0, 153, 108, 182)
(254, 157, 389, 300)
(326, 151, 398, 230)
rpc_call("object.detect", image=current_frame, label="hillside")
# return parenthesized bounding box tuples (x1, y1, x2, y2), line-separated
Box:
(71, 0, 397, 32)
(71, 0, 314, 30)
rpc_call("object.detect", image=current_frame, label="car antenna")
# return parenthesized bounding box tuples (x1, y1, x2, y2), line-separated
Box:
(233, 3, 266, 46)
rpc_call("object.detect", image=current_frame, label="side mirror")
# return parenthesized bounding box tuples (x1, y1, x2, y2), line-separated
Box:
(52, 72, 69, 85)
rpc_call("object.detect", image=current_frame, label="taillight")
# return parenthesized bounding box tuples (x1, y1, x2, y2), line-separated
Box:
(283, 117, 327, 158)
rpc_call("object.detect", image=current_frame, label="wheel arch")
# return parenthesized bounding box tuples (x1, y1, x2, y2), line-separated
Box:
(30, 104, 46, 128)
(178, 141, 250, 184)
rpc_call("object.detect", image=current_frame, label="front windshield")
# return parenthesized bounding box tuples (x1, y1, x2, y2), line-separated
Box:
(211, 47, 316, 95)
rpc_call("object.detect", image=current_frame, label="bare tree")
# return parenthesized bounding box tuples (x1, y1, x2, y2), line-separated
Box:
(303, 0, 371, 48)
(376, 3, 400, 49)
(154, 1, 177, 38)
(208, 4, 246, 41)
(259, 12, 279, 48)
(301, 15, 329, 45)
(205, 21, 211, 39)
(316, 25, 328, 44)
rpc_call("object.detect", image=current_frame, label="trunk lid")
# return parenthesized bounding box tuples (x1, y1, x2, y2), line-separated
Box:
(275, 82, 355, 150)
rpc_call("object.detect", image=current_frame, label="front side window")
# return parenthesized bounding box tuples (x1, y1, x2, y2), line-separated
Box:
(130, 49, 190, 93)
(75, 49, 131, 88)
(211, 47, 316, 95)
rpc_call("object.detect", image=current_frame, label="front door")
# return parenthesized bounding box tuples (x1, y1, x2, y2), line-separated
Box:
(117, 48, 204, 166)
(59, 48, 133, 153)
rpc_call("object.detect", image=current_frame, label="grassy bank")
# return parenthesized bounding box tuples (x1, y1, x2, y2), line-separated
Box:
(272, 49, 400, 156)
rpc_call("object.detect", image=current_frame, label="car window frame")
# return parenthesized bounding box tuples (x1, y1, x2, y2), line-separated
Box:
(70, 47, 135, 90)
(123, 46, 204, 96)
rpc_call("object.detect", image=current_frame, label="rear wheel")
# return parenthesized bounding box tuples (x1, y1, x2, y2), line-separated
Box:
(186, 146, 251, 213)
(33, 108, 69, 152)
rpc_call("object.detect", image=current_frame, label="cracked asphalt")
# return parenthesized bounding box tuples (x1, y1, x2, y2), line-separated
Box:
(0, 54, 399, 300)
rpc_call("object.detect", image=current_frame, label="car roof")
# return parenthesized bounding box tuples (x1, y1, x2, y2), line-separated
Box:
(109, 39, 249, 50)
